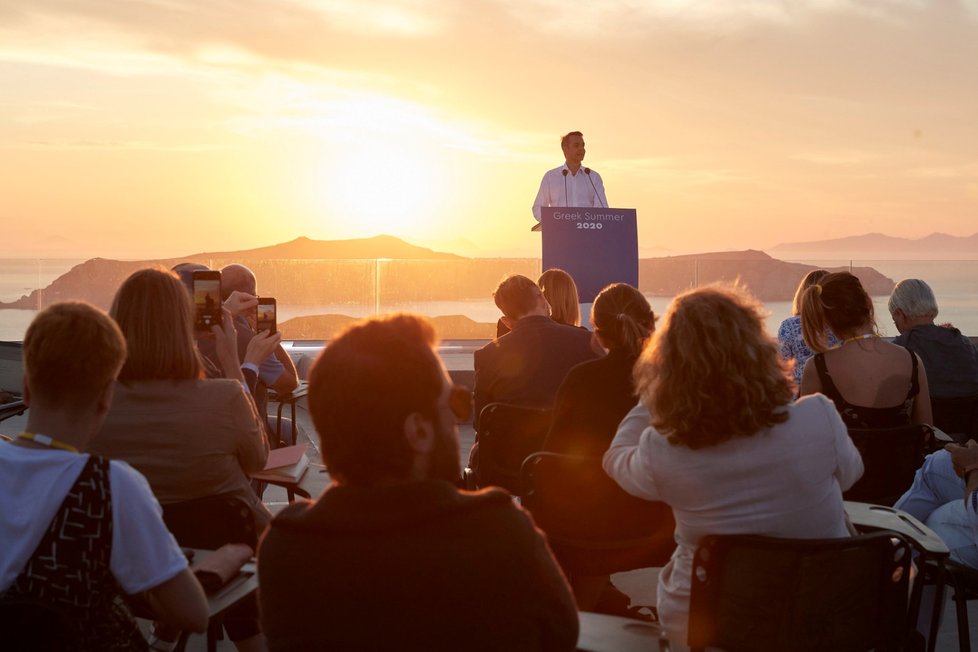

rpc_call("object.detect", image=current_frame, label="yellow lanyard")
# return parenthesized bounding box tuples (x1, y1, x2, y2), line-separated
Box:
(16, 431, 80, 454)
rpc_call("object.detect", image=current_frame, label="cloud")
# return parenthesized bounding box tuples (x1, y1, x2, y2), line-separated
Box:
(789, 149, 881, 166)
(8, 139, 223, 151)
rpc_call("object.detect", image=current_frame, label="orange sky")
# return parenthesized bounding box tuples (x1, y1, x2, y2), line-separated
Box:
(2, 1, 977, 259)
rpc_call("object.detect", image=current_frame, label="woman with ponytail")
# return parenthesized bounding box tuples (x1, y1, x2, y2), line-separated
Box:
(542, 283, 656, 616)
(798, 271, 932, 427)
(778, 269, 838, 391)
(544, 283, 655, 456)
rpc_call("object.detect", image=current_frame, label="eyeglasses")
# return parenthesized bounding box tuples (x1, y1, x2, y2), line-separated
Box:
(448, 384, 473, 423)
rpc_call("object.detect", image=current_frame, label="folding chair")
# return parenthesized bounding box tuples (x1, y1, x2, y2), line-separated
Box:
(930, 394, 978, 444)
(944, 560, 978, 652)
(161, 493, 259, 652)
(464, 403, 551, 495)
(844, 423, 934, 505)
(688, 531, 913, 652)
(520, 452, 676, 577)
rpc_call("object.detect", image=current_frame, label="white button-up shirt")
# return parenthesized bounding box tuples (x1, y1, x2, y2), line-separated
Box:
(532, 163, 608, 221)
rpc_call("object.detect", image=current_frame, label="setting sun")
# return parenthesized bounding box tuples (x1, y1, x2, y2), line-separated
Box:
(325, 139, 443, 236)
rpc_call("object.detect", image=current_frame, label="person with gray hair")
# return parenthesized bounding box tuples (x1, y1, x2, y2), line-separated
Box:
(889, 278, 978, 399)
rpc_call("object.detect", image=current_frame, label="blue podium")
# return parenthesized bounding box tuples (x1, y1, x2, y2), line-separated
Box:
(539, 207, 638, 303)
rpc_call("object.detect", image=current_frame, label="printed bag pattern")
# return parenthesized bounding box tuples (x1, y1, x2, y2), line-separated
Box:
(2, 454, 147, 650)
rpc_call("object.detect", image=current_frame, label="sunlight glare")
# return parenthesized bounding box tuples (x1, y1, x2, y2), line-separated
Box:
(326, 139, 441, 236)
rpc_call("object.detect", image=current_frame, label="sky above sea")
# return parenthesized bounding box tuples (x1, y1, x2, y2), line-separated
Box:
(2, 1, 978, 260)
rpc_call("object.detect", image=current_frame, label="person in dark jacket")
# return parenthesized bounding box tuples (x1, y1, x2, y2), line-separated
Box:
(257, 314, 578, 652)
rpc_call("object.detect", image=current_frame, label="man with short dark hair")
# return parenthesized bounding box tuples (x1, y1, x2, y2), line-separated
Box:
(532, 130, 609, 222)
(257, 313, 578, 651)
(474, 274, 599, 427)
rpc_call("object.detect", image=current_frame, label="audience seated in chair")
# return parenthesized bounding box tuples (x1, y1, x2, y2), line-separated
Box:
(470, 274, 598, 472)
(603, 284, 861, 649)
(542, 283, 656, 614)
(895, 440, 978, 568)
(89, 268, 275, 652)
(257, 314, 578, 651)
(889, 278, 978, 436)
(171, 262, 279, 395)
(222, 264, 299, 447)
(799, 271, 932, 428)
(0, 302, 207, 650)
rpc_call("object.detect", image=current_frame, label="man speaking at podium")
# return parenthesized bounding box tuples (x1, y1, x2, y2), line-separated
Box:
(532, 131, 609, 224)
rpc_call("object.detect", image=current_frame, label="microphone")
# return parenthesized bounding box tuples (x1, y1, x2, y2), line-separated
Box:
(562, 169, 569, 206)
(585, 168, 605, 208)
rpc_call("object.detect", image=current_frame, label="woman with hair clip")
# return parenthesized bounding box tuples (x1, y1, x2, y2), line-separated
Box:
(542, 283, 656, 618)
(90, 267, 278, 652)
(544, 283, 654, 457)
(799, 271, 932, 428)
(777, 269, 838, 390)
(603, 284, 861, 648)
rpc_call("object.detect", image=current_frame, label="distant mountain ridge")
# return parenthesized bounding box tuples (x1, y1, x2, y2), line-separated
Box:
(768, 232, 978, 259)
(188, 235, 464, 260)
(0, 236, 896, 314)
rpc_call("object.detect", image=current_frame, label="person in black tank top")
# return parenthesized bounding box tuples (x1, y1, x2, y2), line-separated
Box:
(797, 272, 932, 427)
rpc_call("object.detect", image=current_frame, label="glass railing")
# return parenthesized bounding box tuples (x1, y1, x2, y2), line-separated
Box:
(3, 257, 978, 342)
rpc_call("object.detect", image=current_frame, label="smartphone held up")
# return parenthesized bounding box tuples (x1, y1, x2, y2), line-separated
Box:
(256, 297, 277, 335)
(192, 271, 223, 331)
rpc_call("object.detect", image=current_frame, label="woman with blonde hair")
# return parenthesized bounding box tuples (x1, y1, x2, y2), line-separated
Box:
(603, 284, 861, 647)
(777, 269, 838, 389)
(90, 267, 276, 652)
(799, 271, 931, 428)
(538, 268, 581, 328)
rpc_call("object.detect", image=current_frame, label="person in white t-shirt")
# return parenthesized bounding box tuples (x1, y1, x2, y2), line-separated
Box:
(532, 131, 609, 222)
(0, 301, 207, 650)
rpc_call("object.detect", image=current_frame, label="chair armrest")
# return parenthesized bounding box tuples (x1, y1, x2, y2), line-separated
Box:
(844, 501, 949, 557)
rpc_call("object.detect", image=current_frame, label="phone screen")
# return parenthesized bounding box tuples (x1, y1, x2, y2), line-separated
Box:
(257, 298, 277, 334)
(193, 272, 222, 331)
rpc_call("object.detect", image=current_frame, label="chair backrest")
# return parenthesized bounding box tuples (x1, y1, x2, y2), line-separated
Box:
(688, 532, 912, 652)
(476, 402, 552, 495)
(521, 452, 676, 576)
(0, 341, 24, 396)
(844, 424, 933, 505)
(0, 595, 80, 651)
(161, 492, 258, 550)
(930, 394, 978, 443)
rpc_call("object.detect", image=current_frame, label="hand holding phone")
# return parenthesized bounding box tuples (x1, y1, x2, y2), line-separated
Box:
(224, 290, 258, 317)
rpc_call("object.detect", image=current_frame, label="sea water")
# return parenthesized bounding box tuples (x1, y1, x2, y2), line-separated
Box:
(2, 258, 977, 341)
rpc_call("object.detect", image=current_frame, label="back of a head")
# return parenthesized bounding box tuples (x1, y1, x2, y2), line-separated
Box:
(888, 278, 938, 321)
(799, 271, 874, 352)
(110, 267, 202, 382)
(171, 262, 210, 295)
(493, 275, 541, 321)
(635, 284, 792, 449)
(791, 269, 830, 316)
(220, 263, 256, 299)
(308, 314, 443, 487)
(24, 302, 126, 410)
(592, 283, 654, 357)
(538, 268, 580, 327)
